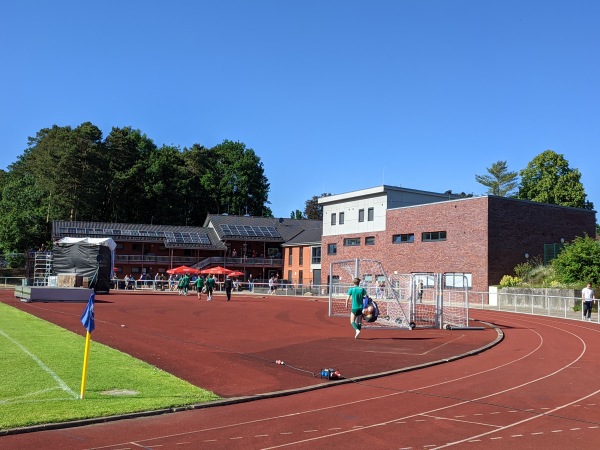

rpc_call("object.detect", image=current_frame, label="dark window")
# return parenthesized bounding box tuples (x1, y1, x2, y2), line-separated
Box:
(422, 231, 447, 242)
(331, 213, 336, 226)
(339, 212, 345, 224)
(368, 207, 374, 221)
(392, 234, 415, 244)
(365, 236, 375, 245)
(299, 247, 304, 265)
(344, 238, 361, 246)
(299, 270, 303, 285)
(288, 248, 293, 265)
(327, 243, 337, 255)
(358, 209, 364, 222)
(312, 246, 321, 264)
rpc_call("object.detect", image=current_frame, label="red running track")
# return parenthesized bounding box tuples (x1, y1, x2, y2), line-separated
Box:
(2, 293, 600, 449)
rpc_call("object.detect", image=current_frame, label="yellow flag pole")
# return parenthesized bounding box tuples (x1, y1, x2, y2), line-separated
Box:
(80, 331, 91, 399)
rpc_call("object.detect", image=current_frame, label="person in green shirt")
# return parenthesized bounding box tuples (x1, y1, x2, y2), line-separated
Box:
(195, 275, 205, 300)
(179, 273, 190, 296)
(205, 274, 215, 301)
(345, 277, 367, 339)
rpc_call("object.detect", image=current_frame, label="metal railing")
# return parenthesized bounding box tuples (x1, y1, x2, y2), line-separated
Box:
(470, 290, 596, 322)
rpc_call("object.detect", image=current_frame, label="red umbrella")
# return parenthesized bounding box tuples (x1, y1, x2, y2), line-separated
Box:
(200, 266, 233, 275)
(228, 270, 245, 277)
(167, 265, 201, 275)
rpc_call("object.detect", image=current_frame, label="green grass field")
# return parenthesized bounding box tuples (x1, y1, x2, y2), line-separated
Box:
(0, 302, 220, 431)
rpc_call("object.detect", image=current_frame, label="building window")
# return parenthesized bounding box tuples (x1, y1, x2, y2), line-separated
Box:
(392, 234, 414, 244)
(312, 246, 321, 264)
(344, 238, 361, 246)
(365, 236, 375, 245)
(358, 209, 364, 222)
(299, 247, 304, 265)
(422, 231, 447, 242)
(288, 270, 292, 283)
(132, 243, 142, 251)
(444, 273, 472, 288)
(331, 213, 336, 226)
(327, 243, 337, 255)
(339, 212, 345, 225)
(288, 248, 293, 265)
(299, 270, 303, 285)
(368, 207, 374, 221)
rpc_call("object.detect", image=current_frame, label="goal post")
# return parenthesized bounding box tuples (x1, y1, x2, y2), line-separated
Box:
(328, 259, 470, 330)
(328, 258, 412, 330)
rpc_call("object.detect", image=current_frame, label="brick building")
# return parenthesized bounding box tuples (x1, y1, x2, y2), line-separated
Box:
(319, 186, 596, 293)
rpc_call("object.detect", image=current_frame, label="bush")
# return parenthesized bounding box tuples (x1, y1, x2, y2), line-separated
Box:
(552, 235, 600, 285)
(500, 275, 521, 287)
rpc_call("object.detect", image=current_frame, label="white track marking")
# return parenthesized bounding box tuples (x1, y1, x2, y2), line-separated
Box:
(0, 329, 77, 399)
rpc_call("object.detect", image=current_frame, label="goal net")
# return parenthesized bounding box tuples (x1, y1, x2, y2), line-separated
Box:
(328, 259, 412, 329)
(328, 260, 469, 329)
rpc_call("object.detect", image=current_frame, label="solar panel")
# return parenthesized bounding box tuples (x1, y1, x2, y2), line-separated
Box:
(219, 224, 281, 238)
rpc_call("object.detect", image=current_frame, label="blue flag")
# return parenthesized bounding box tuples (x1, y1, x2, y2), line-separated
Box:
(81, 293, 95, 333)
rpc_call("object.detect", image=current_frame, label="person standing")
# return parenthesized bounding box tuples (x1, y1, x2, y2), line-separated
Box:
(268, 275, 275, 295)
(248, 274, 253, 292)
(179, 273, 190, 296)
(345, 277, 367, 339)
(224, 275, 233, 301)
(582, 282, 596, 321)
(195, 275, 205, 300)
(205, 274, 215, 301)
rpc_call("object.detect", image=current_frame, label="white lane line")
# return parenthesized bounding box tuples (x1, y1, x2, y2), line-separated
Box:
(0, 329, 77, 399)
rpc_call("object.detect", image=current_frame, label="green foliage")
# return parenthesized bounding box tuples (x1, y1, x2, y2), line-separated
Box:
(513, 261, 533, 280)
(517, 150, 593, 209)
(290, 210, 304, 219)
(0, 124, 272, 251)
(551, 235, 600, 285)
(475, 160, 519, 197)
(304, 193, 330, 220)
(500, 275, 521, 287)
(4, 252, 27, 269)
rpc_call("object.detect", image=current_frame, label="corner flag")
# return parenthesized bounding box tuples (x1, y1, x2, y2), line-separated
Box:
(80, 292, 95, 399)
(81, 293, 95, 333)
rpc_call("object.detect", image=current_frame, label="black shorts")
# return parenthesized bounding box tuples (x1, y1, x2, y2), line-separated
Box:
(352, 307, 363, 316)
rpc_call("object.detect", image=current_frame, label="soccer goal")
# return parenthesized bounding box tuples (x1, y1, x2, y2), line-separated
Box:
(328, 258, 412, 330)
(328, 260, 470, 330)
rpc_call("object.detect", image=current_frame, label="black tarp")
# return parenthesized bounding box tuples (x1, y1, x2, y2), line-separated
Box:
(53, 243, 112, 293)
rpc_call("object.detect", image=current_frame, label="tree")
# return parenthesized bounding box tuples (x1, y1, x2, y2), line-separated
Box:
(304, 193, 331, 220)
(518, 150, 593, 209)
(0, 170, 49, 254)
(186, 140, 271, 219)
(21, 122, 108, 222)
(552, 235, 600, 285)
(475, 160, 518, 196)
(290, 210, 304, 219)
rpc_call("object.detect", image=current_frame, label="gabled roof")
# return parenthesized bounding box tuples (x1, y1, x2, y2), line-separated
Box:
(52, 220, 226, 250)
(281, 223, 323, 247)
(204, 214, 322, 243)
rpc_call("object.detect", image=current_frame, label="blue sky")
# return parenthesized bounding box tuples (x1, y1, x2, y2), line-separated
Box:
(1, 1, 598, 219)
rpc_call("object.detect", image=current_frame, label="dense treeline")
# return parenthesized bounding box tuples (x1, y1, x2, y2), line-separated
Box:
(0, 122, 271, 253)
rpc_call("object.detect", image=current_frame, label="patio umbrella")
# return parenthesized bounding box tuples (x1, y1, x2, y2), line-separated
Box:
(200, 266, 233, 275)
(167, 265, 201, 275)
(227, 270, 245, 277)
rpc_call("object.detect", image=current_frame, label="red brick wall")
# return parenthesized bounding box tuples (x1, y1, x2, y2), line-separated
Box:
(322, 197, 596, 293)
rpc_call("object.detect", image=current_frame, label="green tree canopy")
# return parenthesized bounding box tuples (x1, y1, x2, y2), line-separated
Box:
(0, 124, 273, 252)
(475, 160, 518, 196)
(304, 193, 330, 220)
(552, 235, 600, 286)
(517, 150, 593, 209)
